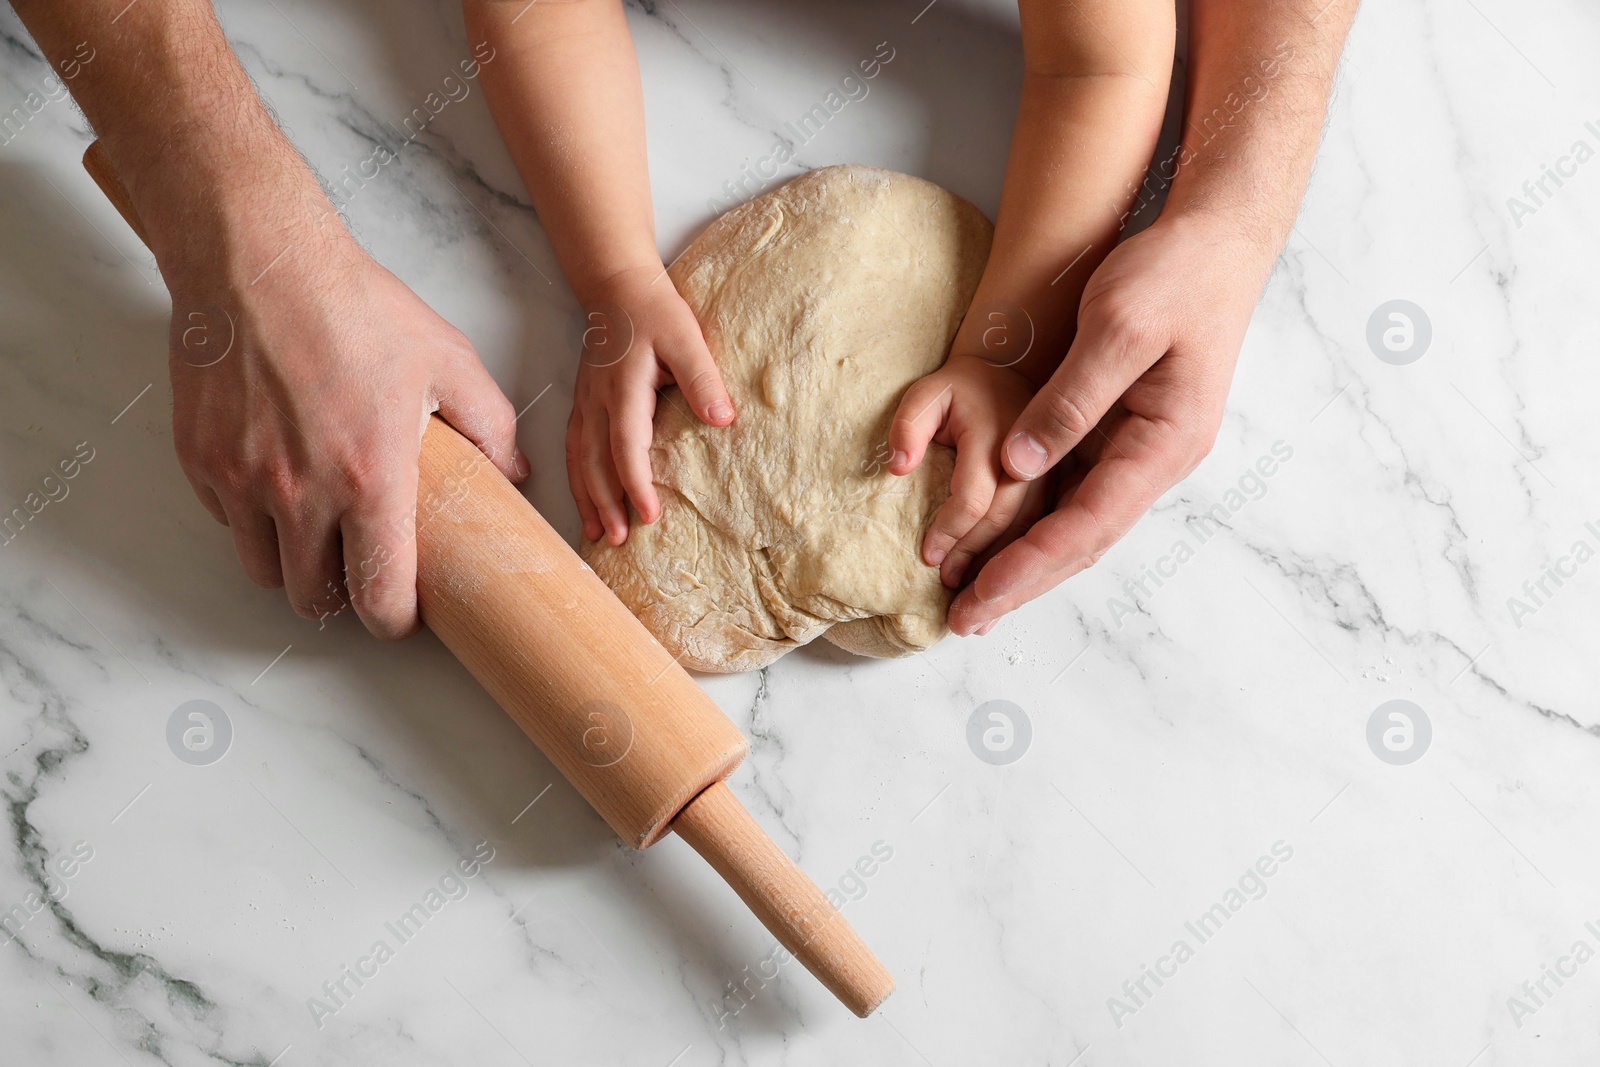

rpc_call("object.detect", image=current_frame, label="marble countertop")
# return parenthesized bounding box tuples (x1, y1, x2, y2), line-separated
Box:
(4, 0, 1600, 1063)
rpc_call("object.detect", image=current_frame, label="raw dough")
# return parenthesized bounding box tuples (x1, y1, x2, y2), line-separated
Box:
(581, 165, 992, 672)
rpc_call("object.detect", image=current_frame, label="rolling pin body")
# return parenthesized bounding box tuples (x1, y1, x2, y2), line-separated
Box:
(414, 417, 745, 846)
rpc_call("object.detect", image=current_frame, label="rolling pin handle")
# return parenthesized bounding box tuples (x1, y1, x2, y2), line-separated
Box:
(674, 781, 895, 1017)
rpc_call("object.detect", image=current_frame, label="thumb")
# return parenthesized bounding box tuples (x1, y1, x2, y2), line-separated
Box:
(435, 357, 527, 483)
(885, 373, 953, 475)
(661, 325, 735, 427)
(1002, 301, 1166, 482)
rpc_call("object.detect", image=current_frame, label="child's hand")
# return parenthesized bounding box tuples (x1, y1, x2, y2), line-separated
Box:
(568, 266, 736, 545)
(886, 354, 1041, 590)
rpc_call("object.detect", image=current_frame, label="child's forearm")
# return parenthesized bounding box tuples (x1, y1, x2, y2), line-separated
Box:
(956, 0, 1174, 388)
(465, 0, 661, 303)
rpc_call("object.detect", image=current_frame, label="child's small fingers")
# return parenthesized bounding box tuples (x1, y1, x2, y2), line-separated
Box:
(609, 387, 660, 524)
(942, 477, 1030, 589)
(662, 331, 735, 427)
(923, 442, 998, 568)
(565, 409, 604, 542)
(580, 408, 629, 545)
(952, 479, 1050, 595)
(886, 375, 953, 475)
(967, 475, 1053, 578)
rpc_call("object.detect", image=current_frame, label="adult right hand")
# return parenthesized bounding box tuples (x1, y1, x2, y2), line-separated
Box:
(165, 223, 527, 638)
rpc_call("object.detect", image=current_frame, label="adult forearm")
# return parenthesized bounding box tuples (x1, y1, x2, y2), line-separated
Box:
(11, 0, 344, 284)
(465, 0, 660, 304)
(1164, 0, 1360, 254)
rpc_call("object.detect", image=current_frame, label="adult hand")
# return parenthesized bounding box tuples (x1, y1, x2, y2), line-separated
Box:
(168, 224, 526, 639)
(948, 212, 1278, 636)
(10, 0, 527, 639)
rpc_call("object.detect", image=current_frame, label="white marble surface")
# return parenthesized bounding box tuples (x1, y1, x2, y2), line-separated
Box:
(4, 0, 1600, 1063)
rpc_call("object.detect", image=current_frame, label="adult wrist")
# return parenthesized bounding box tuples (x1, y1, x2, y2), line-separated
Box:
(1157, 193, 1289, 268)
(129, 119, 359, 295)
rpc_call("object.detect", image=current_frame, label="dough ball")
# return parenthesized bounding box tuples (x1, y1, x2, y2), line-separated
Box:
(581, 165, 993, 672)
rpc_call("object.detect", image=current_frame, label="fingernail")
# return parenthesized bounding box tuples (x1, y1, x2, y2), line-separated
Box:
(890, 449, 910, 471)
(926, 546, 946, 566)
(514, 449, 530, 479)
(977, 620, 997, 636)
(709, 400, 734, 423)
(1006, 432, 1049, 479)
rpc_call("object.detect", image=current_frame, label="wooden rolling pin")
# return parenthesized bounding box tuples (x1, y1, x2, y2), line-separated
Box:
(82, 141, 893, 1016)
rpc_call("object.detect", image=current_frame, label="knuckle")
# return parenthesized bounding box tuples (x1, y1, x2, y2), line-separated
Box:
(245, 567, 283, 590)
(370, 617, 420, 642)
(206, 462, 249, 498)
(486, 387, 516, 426)
(953, 494, 989, 525)
(891, 395, 934, 438)
(1084, 291, 1152, 350)
(437, 323, 476, 360)
(178, 439, 230, 484)
(887, 417, 915, 448)
(581, 430, 610, 465)
(609, 407, 645, 440)
(336, 452, 386, 498)
(949, 546, 981, 574)
(1040, 382, 1095, 441)
(172, 435, 205, 470)
(682, 366, 721, 398)
(260, 464, 307, 514)
(355, 594, 418, 642)
(1185, 428, 1217, 473)
(971, 508, 1010, 539)
(610, 430, 644, 464)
